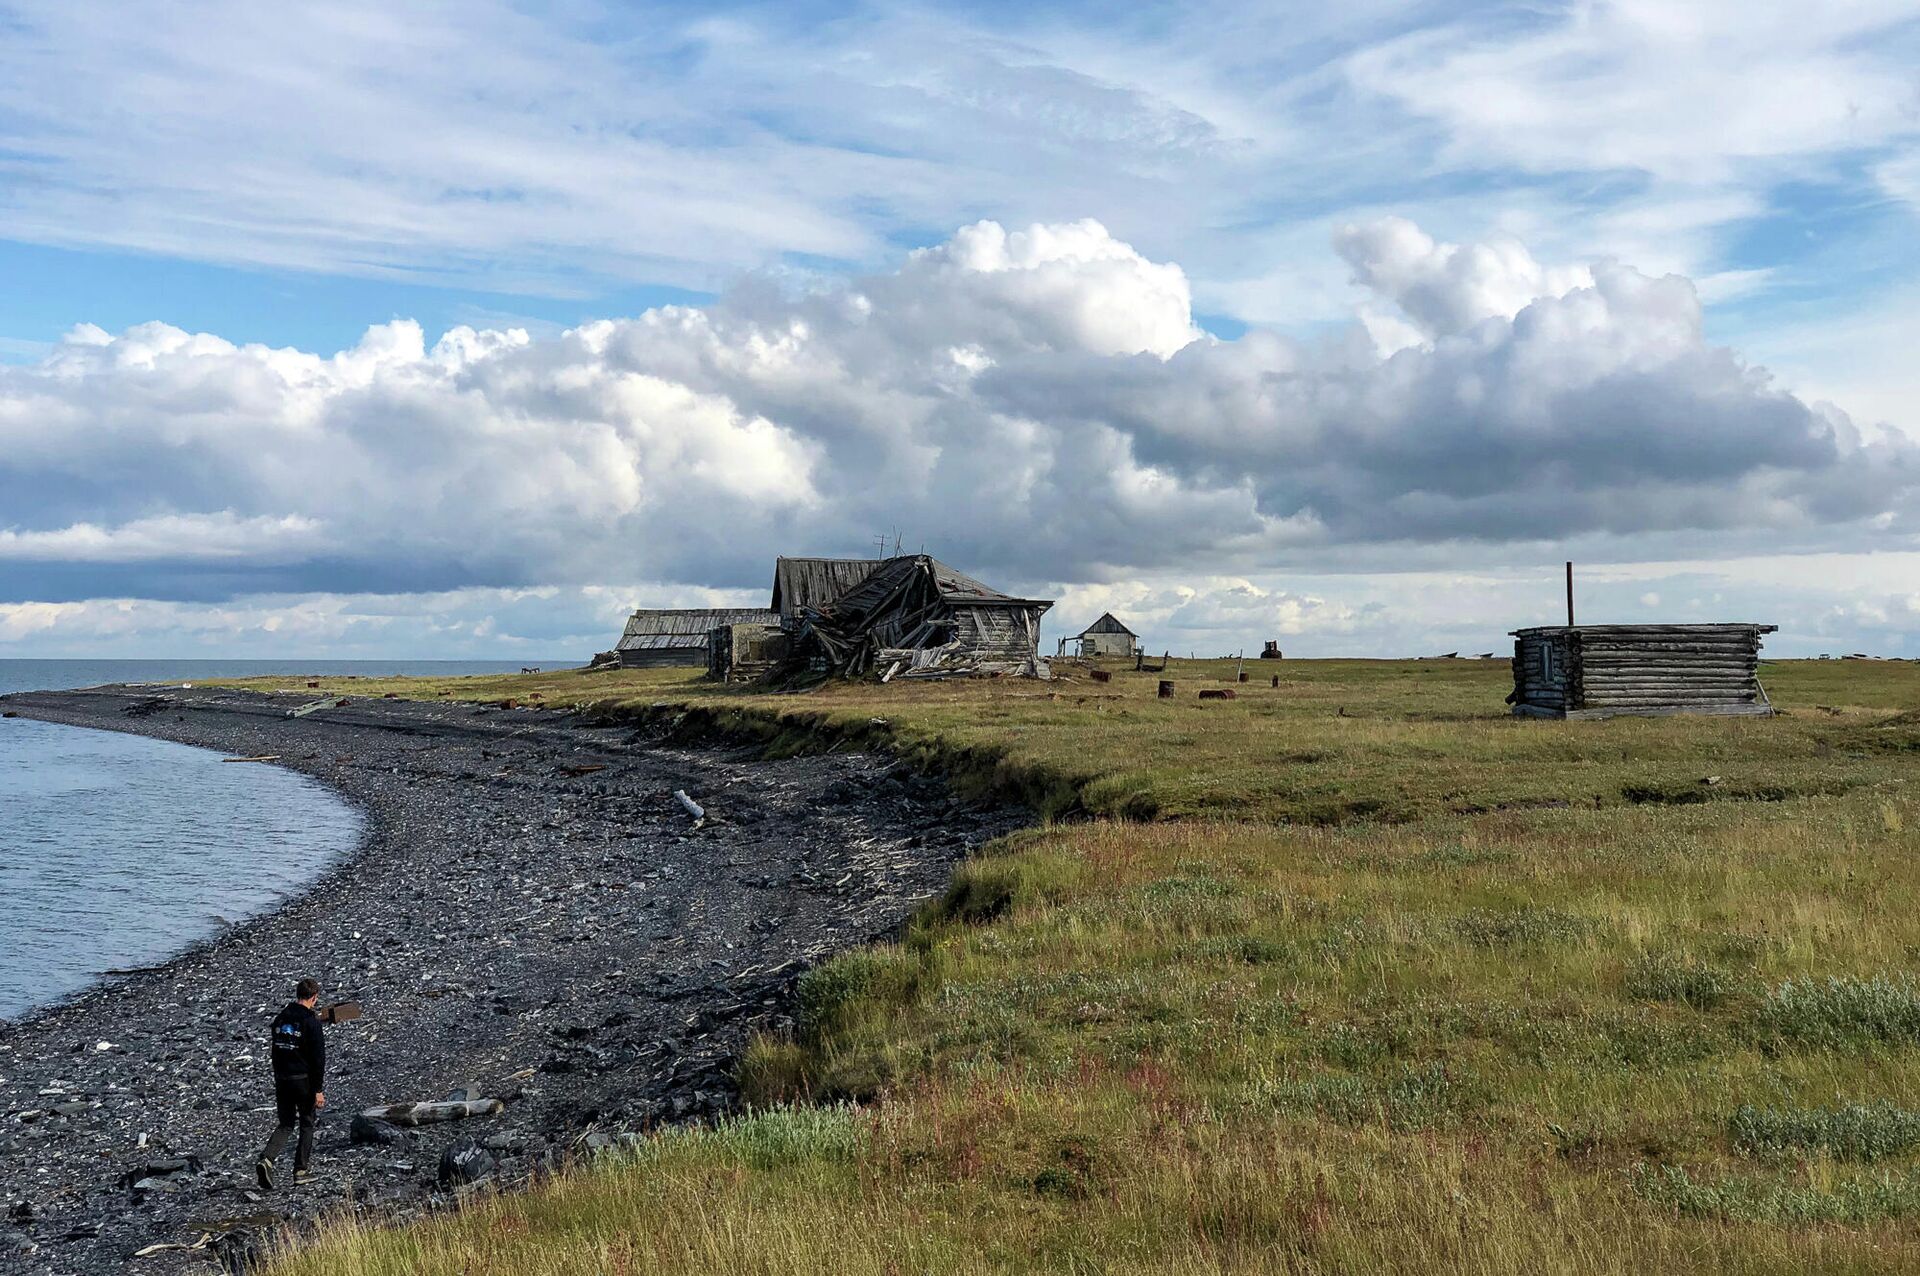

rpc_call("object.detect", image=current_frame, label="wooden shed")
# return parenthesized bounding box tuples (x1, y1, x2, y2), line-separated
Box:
(1508, 623, 1777, 719)
(615, 607, 778, 668)
(1063, 612, 1140, 659)
(707, 621, 789, 683)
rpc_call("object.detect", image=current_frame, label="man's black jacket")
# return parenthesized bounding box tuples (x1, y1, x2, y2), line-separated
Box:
(268, 1002, 325, 1090)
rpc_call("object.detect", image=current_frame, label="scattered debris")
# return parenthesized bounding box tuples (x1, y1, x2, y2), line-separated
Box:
(1198, 689, 1237, 701)
(286, 697, 341, 719)
(674, 790, 706, 827)
(132, 1233, 214, 1258)
(221, 755, 281, 764)
(321, 1000, 363, 1025)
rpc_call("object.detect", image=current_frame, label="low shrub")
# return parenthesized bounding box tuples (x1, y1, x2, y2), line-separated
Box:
(1632, 1162, 1920, 1224)
(1730, 1101, 1920, 1164)
(1757, 974, 1920, 1047)
(1450, 907, 1595, 950)
(796, 948, 926, 1044)
(1625, 953, 1734, 1010)
(1260, 1062, 1473, 1132)
(623, 1104, 868, 1172)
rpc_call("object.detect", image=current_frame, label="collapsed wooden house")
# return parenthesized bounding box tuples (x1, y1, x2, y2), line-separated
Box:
(615, 607, 778, 668)
(1059, 612, 1140, 659)
(1508, 623, 1777, 719)
(792, 554, 1053, 678)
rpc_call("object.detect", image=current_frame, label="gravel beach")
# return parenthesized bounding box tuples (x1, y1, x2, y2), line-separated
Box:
(0, 684, 1021, 1275)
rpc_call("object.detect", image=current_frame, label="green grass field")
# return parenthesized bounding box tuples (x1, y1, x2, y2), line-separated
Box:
(253, 657, 1920, 1274)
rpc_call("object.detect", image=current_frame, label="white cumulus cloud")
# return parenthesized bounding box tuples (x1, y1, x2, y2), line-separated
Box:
(0, 218, 1912, 618)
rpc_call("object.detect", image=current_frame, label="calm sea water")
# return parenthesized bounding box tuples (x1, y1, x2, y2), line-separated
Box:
(0, 659, 565, 1021)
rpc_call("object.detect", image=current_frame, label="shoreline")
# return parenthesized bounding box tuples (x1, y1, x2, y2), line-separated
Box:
(0, 684, 1021, 1275)
(1, 708, 367, 1031)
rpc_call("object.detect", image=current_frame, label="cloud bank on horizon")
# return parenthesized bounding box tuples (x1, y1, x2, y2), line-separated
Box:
(1, 0, 1917, 657)
(3, 216, 1917, 656)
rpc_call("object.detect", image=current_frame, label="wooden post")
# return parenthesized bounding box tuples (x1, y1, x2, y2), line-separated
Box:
(1270, 675, 1279, 688)
(1157, 680, 1174, 699)
(1566, 561, 1575, 627)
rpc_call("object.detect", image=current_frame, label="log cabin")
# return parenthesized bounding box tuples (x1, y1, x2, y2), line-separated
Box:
(1508, 623, 1777, 719)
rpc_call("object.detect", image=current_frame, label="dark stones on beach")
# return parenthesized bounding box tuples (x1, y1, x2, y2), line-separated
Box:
(438, 1140, 495, 1187)
(350, 1115, 406, 1146)
(0, 683, 1024, 1275)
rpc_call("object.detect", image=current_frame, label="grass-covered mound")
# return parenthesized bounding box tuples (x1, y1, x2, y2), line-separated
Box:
(253, 658, 1920, 1274)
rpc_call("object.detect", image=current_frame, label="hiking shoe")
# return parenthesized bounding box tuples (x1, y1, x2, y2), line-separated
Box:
(294, 1169, 314, 1187)
(255, 1158, 275, 1190)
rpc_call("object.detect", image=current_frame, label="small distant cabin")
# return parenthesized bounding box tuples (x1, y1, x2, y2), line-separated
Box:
(1062, 612, 1140, 659)
(615, 607, 778, 668)
(1509, 623, 1777, 719)
(772, 557, 880, 620)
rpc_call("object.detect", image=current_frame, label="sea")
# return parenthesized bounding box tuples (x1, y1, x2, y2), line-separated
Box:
(0, 659, 565, 1022)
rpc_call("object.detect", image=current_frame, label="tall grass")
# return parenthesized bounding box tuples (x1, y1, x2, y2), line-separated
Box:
(259, 659, 1920, 1275)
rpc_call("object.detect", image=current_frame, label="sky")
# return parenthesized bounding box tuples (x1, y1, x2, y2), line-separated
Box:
(2, 0, 1919, 660)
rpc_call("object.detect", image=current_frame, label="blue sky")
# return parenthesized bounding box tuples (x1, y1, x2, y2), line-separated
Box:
(2, 0, 1918, 658)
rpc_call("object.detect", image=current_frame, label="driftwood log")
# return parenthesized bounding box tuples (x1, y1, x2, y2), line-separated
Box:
(359, 1098, 504, 1127)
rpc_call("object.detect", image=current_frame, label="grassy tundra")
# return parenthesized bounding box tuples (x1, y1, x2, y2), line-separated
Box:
(252, 658, 1920, 1274)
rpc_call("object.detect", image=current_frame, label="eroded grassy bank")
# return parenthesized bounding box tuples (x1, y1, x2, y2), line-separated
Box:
(250, 658, 1920, 1274)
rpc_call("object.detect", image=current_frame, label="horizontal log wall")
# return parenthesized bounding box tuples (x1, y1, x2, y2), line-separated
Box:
(1511, 625, 1768, 717)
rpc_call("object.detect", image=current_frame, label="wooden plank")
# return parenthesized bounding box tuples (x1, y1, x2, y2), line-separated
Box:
(1561, 704, 1774, 720)
(1582, 699, 1760, 709)
(1582, 658, 1753, 669)
(1584, 678, 1757, 687)
(1578, 642, 1756, 654)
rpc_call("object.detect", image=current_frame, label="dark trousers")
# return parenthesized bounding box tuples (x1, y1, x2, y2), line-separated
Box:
(261, 1075, 317, 1171)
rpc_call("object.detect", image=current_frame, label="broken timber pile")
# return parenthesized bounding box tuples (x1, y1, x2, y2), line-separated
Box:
(1508, 623, 1777, 719)
(792, 554, 1052, 679)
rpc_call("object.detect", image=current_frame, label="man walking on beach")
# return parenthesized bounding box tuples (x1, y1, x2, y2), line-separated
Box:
(256, 978, 326, 1188)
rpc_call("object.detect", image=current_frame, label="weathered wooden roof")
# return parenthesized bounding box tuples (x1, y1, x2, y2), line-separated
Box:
(1074, 611, 1136, 638)
(1511, 623, 1777, 638)
(617, 608, 778, 651)
(830, 555, 1050, 614)
(771, 557, 880, 616)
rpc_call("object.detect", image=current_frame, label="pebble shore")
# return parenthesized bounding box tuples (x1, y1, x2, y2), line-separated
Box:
(0, 684, 1019, 1274)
